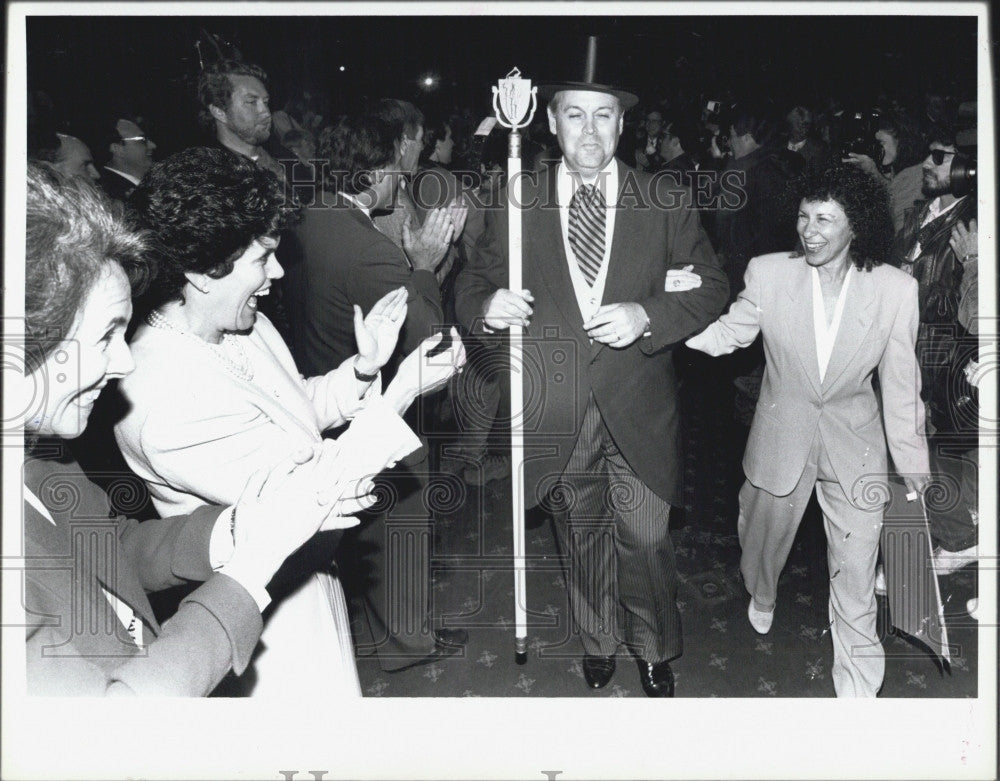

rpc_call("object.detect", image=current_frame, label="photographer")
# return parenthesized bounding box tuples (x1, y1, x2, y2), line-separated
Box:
(843, 108, 928, 230)
(890, 122, 978, 579)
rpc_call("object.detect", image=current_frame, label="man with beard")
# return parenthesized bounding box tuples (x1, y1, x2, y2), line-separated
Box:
(890, 123, 978, 578)
(197, 60, 285, 182)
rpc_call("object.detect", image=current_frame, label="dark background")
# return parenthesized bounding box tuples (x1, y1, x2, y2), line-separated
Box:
(27, 14, 979, 154)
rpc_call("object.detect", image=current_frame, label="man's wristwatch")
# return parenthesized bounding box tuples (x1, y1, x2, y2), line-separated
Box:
(353, 357, 379, 383)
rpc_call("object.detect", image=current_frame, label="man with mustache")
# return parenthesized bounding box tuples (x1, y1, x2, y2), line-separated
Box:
(891, 122, 979, 580)
(198, 59, 285, 182)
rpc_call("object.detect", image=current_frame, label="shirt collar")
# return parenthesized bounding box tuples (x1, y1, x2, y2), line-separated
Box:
(925, 195, 964, 223)
(341, 192, 372, 218)
(104, 166, 141, 185)
(556, 158, 618, 208)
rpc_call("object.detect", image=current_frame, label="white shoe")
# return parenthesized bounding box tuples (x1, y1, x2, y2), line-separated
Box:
(748, 599, 774, 634)
(967, 598, 979, 621)
(874, 564, 887, 596)
(933, 544, 978, 576)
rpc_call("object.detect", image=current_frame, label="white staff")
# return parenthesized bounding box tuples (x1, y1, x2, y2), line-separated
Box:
(492, 68, 537, 663)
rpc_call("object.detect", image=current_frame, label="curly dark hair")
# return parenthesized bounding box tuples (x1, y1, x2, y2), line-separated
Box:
(789, 162, 893, 271)
(320, 113, 397, 195)
(26, 163, 151, 373)
(127, 147, 297, 306)
(196, 60, 269, 130)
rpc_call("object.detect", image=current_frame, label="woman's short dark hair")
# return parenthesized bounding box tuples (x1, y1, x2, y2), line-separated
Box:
(372, 98, 424, 142)
(731, 101, 777, 146)
(320, 113, 397, 195)
(876, 109, 928, 171)
(420, 113, 451, 163)
(127, 147, 296, 306)
(789, 162, 893, 271)
(26, 163, 150, 372)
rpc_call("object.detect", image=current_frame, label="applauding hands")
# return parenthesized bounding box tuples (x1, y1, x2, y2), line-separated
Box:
(384, 328, 467, 414)
(222, 445, 364, 597)
(354, 287, 408, 377)
(402, 199, 469, 273)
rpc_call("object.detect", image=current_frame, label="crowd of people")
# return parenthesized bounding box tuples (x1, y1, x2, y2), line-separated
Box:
(21, 41, 980, 698)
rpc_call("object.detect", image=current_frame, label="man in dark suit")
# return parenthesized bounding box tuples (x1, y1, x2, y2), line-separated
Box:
(98, 117, 157, 201)
(282, 112, 468, 672)
(454, 76, 728, 695)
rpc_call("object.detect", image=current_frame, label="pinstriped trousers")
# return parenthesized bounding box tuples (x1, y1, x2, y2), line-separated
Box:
(552, 396, 682, 663)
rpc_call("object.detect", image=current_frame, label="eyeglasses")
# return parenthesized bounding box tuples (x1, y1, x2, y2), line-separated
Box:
(928, 148, 956, 165)
(121, 135, 150, 144)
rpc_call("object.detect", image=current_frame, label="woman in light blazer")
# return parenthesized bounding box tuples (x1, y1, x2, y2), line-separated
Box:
(685, 163, 930, 697)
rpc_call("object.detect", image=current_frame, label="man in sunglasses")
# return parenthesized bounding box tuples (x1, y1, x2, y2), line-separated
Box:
(891, 121, 979, 579)
(100, 117, 158, 201)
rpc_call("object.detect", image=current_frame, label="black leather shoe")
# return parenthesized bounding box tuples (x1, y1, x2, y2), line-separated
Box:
(385, 629, 469, 673)
(582, 654, 616, 689)
(637, 659, 675, 697)
(433, 628, 468, 648)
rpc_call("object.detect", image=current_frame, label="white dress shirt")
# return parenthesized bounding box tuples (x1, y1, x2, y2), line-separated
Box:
(812, 264, 854, 382)
(555, 159, 618, 325)
(103, 166, 141, 185)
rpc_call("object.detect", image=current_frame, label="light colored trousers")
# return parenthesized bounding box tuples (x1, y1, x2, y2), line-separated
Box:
(739, 430, 885, 697)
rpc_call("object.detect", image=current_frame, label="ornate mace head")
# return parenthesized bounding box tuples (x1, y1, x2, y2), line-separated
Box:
(492, 68, 537, 131)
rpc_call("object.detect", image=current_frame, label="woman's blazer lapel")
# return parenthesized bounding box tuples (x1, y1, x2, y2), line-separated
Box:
(783, 262, 823, 398)
(821, 269, 876, 393)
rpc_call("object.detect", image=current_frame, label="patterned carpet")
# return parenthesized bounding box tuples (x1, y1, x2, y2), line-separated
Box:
(352, 352, 979, 698)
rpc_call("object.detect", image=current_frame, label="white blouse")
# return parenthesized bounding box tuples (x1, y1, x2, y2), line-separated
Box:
(812, 264, 854, 383)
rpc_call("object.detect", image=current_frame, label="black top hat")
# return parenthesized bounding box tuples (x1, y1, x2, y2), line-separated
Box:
(537, 36, 639, 111)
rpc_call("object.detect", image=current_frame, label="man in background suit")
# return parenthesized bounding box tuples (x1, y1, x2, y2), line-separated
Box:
(282, 112, 468, 671)
(455, 68, 727, 695)
(98, 117, 157, 201)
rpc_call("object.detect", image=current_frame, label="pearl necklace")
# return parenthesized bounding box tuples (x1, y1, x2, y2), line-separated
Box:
(145, 310, 254, 382)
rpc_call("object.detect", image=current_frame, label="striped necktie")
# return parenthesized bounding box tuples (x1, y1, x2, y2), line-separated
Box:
(568, 184, 606, 287)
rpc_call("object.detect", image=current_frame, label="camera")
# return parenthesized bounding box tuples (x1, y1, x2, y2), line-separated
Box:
(838, 109, 883, 163)
(950, 151, 977, 197)
(704, 100, 735, 157)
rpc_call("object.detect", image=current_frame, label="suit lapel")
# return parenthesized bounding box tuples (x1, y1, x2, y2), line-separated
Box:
(593, 161, 641, 362)
(821, 268, 875, 393)
(785, 263, 823, 398)
(23, 460, 160, 641)
(530, 169, 591, 353)
(601, 161, 640, 308)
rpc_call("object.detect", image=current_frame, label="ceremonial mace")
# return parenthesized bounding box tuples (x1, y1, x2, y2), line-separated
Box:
(492, 68, 537, 664)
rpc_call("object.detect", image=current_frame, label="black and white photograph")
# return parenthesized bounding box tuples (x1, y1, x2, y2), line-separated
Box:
(2, 2, 996, 779)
